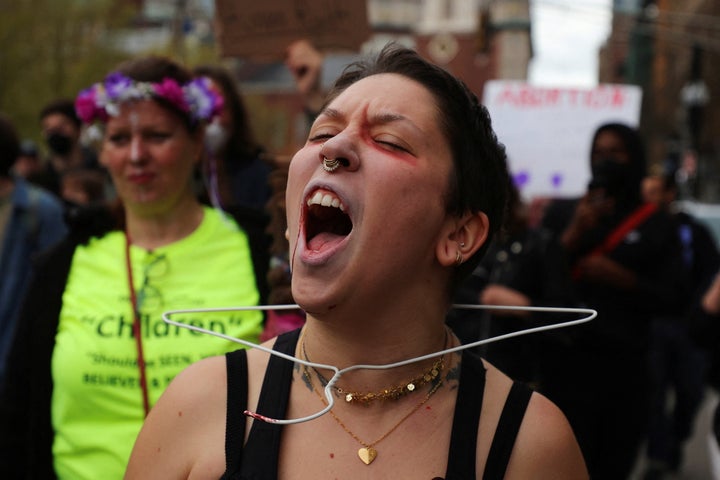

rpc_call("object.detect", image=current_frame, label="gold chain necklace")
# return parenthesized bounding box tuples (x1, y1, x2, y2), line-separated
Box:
(300, 334, 446, 465)
(302, 332, 446, 405)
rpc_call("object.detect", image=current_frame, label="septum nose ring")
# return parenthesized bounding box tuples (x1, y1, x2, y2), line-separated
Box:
(322, 156, 342, 173)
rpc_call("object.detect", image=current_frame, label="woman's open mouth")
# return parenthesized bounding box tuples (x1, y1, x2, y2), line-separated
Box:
(304, 189, 353, 252)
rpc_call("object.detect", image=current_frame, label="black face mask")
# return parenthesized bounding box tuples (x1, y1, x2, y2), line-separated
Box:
(46, 132, 74, 156)
(589, 157, 632, 197)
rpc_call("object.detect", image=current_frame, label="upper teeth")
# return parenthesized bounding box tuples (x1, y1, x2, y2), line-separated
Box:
(307, 191, 346, 211)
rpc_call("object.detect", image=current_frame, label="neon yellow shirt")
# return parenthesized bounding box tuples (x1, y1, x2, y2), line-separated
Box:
(51, 207, 263, 480)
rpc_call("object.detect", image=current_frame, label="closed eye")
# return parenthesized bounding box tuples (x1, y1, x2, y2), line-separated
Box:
(308, 133, 334, 143)
(377, 140, 409, 153)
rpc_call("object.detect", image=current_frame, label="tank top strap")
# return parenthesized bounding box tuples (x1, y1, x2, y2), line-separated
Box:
(483, 381, 533, 479)
(444, 352, 533, 480)
(223, 332, 533, 479)
(444, 350, 486, 479)
(222, 348, 248, 479)
(221, 328, 302, 479)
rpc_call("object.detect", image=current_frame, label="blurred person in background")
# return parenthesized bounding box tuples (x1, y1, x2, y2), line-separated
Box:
(32, 98, 103, 198)
(641, 171, 720, 479)
(285, 39, 326, 120)
(0, 56, 269, 480)
(193, 64, 273, 213)
(12, 139, 43, 179)
(260, 163, 306, 341)
(0, 113, 67, 389)
(542, 123, 687, 479)
(59, 168, 108, 208)
(449, 181, 576, 388)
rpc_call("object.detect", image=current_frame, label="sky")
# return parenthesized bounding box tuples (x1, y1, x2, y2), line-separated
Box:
(528, 0, 614, 88)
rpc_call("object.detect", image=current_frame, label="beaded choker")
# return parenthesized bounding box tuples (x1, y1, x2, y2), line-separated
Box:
(302, 361, 443, 465)
(299, 330, 448, 465)
(302, 330, 446, 405)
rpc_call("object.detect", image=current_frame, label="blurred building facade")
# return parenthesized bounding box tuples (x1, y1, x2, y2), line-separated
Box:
(119, 0, 215, 54)
(600, 0, 720, 201)
(128, 0, 532, 157)
(234, 0, 533, 156)
(365, 0, 532, 100)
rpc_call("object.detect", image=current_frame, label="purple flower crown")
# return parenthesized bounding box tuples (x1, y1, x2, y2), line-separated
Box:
(75, 72, 223, 125)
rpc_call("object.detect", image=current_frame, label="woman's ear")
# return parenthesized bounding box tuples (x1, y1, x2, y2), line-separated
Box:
(435, 211, 490, 267)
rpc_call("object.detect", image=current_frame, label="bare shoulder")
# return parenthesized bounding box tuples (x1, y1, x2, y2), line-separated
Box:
(125, 342, 278, 480)
(506, 391, 588, 478)
(125, 355, 229, 480)
(154, 354, 230, 418)
(479, 360, 588, 479)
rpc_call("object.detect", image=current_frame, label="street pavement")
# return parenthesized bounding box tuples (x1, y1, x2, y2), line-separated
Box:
(632, 389, 719, 479)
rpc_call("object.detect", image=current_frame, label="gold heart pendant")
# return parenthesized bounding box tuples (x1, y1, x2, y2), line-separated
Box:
(358, 447, 378, 465)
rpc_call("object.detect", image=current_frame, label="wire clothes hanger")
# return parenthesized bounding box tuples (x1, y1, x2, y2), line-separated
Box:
(162, 303, 596, 425)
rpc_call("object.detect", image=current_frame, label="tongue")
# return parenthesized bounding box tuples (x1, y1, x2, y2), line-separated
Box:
(308, 232, 344, 252)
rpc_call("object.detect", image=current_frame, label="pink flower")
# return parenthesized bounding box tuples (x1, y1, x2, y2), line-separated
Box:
(154, 78, 188, 112)
(75, 72, 222, 125)
(75, 89, 100, 123)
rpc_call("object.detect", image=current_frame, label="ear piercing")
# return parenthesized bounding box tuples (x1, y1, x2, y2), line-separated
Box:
(454, 242, 466, 265)
(455, 250, 464, 266)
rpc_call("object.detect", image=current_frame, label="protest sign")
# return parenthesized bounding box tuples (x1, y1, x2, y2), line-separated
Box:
(483, 81, 642, 199)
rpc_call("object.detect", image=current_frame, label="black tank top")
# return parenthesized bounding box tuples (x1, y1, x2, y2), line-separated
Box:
(221, 329, 532, 479)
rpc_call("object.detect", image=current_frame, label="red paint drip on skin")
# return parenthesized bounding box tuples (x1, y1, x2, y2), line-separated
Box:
(290, 206, 303, 274)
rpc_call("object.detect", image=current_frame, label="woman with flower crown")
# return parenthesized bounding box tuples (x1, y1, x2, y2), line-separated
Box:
(125, 45, 588, 479)
(0, 56, 270, 479)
